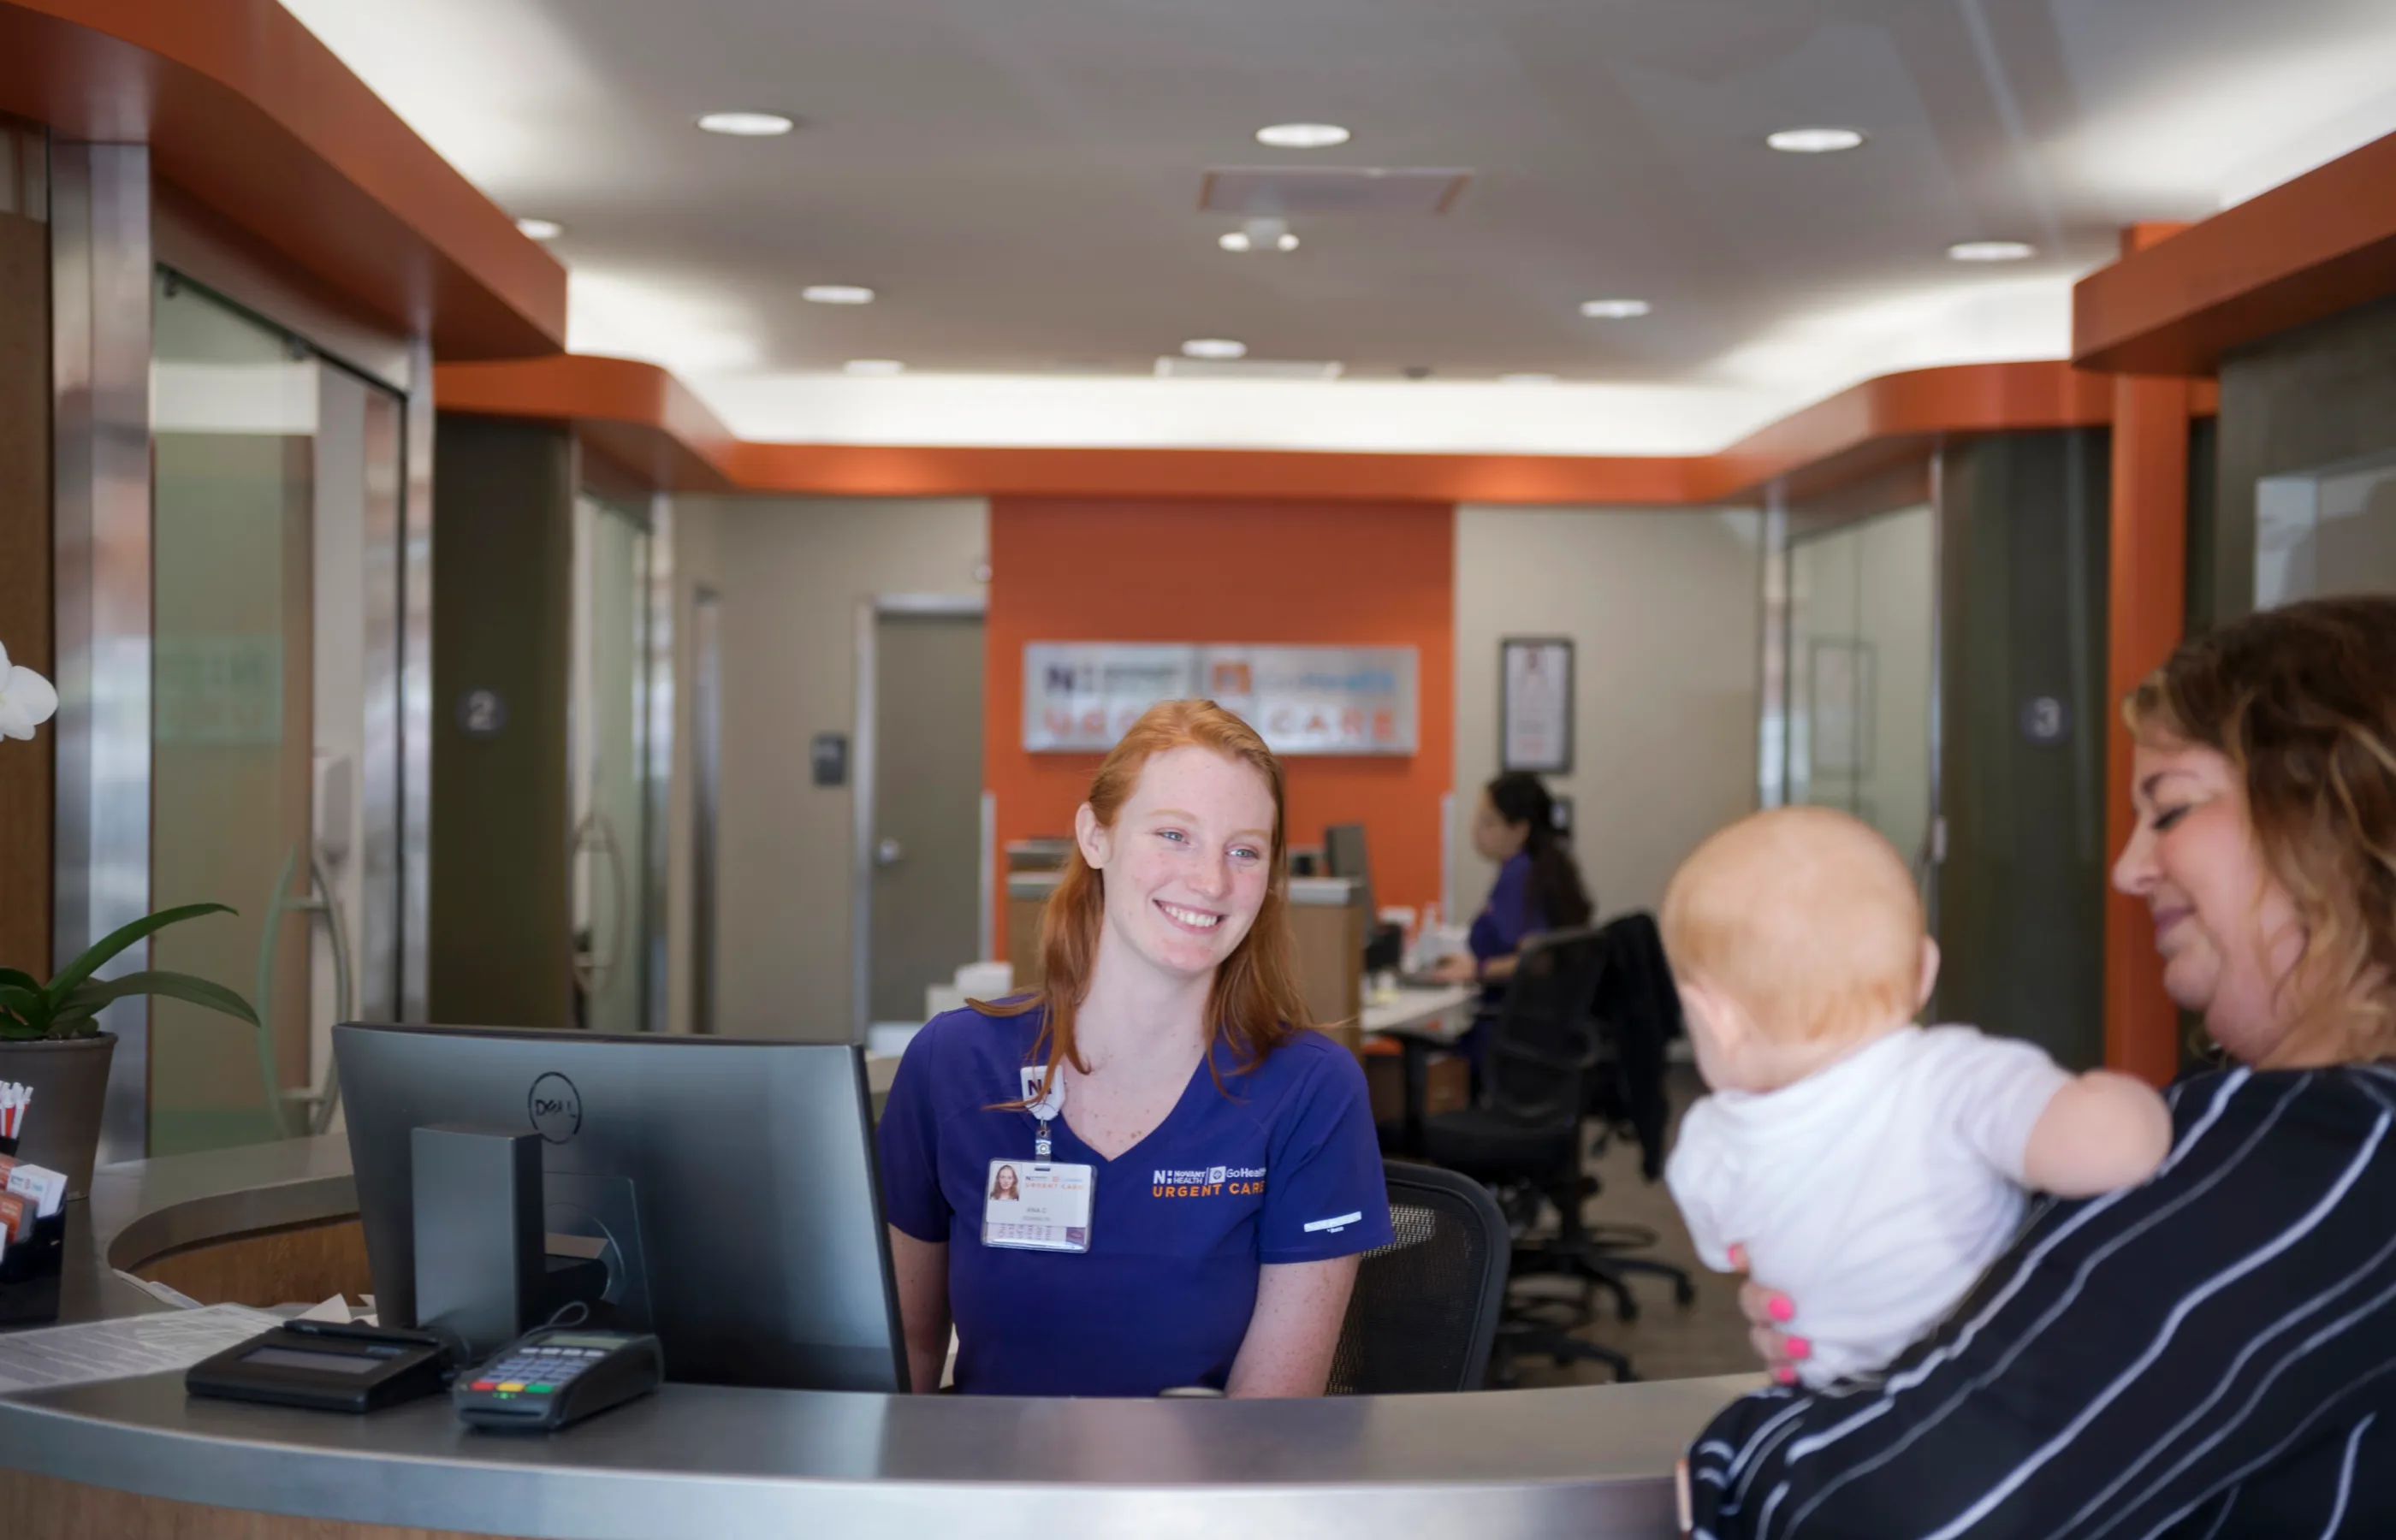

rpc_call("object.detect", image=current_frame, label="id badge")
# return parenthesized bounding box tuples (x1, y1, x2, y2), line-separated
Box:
(982, 1158, 1094, 1253)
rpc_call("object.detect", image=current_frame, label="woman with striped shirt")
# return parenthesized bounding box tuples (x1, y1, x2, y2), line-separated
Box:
(1687, 595, 2396, 1538)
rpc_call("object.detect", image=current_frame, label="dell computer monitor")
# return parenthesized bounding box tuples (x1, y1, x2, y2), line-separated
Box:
(1324, 821, 1374, 921)
(334, 1022, 905, 1393)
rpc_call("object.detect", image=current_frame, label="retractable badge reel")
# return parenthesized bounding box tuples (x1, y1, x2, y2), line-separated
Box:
(982, 1067, 1094, 1254)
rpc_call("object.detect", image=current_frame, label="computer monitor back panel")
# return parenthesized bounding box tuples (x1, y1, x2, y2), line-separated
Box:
(335, 1024, 904, 1393)
(1325, 822, 1374, 920)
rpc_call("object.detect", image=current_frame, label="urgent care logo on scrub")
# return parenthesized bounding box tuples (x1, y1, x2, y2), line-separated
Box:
(1153, 1165, 1266, 1198)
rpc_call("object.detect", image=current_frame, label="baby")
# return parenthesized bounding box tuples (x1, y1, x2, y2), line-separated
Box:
(1662, 806, 2173, 1389)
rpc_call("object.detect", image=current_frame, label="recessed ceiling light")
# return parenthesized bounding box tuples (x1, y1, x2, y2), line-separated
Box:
(1579, 299, 1652, 319)
(1255, 122, 1350, 150)
(1947, 240, 2037, 262)
(802, 284, 876, 305)
(1219, 230, 1300, 252)
(514, 217, 564, 241)
(696, 110, 796, 137)
(1181, 338, 1247, 360)
(1765, 127, 1865, 154)
(1499, 373, 1559, 385)
(843, 359, 904, 376)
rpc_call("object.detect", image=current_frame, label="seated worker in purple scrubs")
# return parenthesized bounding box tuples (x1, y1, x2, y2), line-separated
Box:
(1428, 772, 1594, 1075)
(877, 698, 1393, 1398)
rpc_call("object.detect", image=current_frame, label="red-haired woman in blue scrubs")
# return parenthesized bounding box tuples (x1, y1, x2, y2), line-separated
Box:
(876, 699, 1393, 1397)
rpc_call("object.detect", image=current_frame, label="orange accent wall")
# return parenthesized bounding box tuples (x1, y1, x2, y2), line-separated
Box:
(984, 499, 1455, 956)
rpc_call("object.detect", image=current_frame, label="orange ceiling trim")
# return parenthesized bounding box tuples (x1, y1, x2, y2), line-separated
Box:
(1, 0, 566, 358)
(2073, 128, 2396, 376)
(437, 356, 741, 493)
(723, 441, 1709, 504)
(436, 355, 2198, 505)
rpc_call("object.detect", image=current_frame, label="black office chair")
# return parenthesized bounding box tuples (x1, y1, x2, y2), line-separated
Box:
(1326, 1160, 1509, 1395)
(1415, 927, 1640, 1381)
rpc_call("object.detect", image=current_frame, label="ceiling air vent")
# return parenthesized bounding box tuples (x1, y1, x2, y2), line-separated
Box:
(1199, 167, 1470, 217)
(1154, 357, 1344, 381)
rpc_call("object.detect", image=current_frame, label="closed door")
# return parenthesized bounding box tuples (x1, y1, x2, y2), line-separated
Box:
(869, 613, 984, 1027)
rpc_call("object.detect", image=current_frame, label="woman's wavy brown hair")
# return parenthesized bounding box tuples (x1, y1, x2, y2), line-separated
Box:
(2126, 595, 2396, 1061)
(976, 698, 1310, 1103)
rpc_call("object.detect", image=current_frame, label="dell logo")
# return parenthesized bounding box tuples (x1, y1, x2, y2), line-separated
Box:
(528, 1073, 582, 1143)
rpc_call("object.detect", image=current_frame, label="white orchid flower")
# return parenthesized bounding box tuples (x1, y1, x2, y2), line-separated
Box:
(0, 640, 60, 742)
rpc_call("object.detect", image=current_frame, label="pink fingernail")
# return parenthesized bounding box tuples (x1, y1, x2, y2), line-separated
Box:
(1768, 1296, 1794, 1324)
(1785, 1336, 1812, 1360)
(1774, 1366, 1797, 1385)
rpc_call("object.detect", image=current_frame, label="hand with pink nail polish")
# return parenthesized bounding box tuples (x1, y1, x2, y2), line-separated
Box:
(1728, 1243, 1801, 1383)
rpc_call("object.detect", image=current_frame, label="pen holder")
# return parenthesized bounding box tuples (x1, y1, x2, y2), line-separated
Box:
(0, 1204, 69, 1327)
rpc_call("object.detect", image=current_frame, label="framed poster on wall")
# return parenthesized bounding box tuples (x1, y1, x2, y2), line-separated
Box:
(1500, 637, 1573, 773)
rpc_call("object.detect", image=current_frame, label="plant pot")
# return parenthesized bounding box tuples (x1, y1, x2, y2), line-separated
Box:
(0, 1033, 117, 1199)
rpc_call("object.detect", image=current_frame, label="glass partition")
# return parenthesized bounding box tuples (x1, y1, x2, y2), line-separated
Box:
(150, 270, 406, 1152)
(570, 494, 655, 1032)
(2256, 450, 2396, 608)
(1782, 503, 1937, 901)
(149, 273, 317, 1154)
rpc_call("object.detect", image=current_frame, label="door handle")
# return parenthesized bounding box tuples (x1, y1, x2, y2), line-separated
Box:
(875, 837, 905, 868)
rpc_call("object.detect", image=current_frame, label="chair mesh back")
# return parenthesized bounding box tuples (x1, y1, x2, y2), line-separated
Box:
(1327, 1164, 1508, 1395)
(1486, 927, 1608, 1128)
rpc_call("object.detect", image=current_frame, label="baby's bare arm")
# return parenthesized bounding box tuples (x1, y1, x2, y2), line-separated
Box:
(2022, 1071, 2173, 1197)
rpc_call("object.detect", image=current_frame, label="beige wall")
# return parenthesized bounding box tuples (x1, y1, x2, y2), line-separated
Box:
(676, 495, 989, 1040)
(1451, 505, 1761, 927)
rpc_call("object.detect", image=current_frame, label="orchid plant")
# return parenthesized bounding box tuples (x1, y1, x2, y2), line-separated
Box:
(0, 641, 260, 1042)
(0, 640, 56, 742)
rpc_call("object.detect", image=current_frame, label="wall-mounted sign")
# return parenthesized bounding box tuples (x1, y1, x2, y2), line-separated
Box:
(1499, 637, 1574, 773)
(810, 732, 850, 786)
(2019, 695, 2072, 746)
(456, 688, 509, 741)
(1023, 643, 1418, 756)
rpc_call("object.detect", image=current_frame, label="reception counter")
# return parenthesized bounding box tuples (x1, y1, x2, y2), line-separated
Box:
(0, 1134, 1752, 1540)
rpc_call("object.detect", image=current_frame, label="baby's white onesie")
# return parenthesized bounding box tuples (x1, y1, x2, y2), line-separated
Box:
(1665, 1024, 2073, 1388)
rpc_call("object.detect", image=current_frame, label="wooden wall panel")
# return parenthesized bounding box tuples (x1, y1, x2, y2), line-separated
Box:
(0, 204, 50, 980)
(0, 1469, 526, 1540)
(131, 1216, 374, 1309)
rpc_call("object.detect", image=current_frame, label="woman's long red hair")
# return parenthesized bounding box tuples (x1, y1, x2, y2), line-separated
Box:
(976, 698, 1311, 1100)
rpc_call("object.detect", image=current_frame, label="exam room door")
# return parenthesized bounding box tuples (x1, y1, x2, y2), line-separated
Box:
(868, 611, 985, 1028)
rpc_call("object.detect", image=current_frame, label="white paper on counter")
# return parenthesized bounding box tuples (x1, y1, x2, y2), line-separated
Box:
(0, 1303, 279, 1394)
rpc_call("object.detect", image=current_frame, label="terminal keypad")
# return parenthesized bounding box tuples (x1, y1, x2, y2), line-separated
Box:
(468, 1346, 605, 1395)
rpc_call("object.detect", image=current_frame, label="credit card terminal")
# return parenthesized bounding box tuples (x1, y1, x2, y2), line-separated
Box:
(452, 1327, 662, 1431)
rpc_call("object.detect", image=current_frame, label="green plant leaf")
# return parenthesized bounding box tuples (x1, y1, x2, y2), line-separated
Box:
(64, 969, 260, 1028)
(0, 1015, 44, 1042)
(0, 967, 43, 996)
(0, 983, 44, 1027)
(44, 903, 237, 1008)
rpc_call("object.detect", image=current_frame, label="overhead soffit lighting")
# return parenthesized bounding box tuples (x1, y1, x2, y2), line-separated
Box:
(1180, 338, 1248, 360)
(1579, 299, 1652, 319)
(803, 284, 876, 305)
(1946, 240, 2037, 262)
(696, 110, 796, 137)
(1499, 373, 1559, 385)
(1765, 127, 1865, 154)
(514, 217, 564, 241)
(843, 359, 904, 376)
(1255, 122, 1350, 149)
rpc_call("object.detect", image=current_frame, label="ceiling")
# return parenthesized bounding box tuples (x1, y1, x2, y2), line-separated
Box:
(277, 0, 2396, 453)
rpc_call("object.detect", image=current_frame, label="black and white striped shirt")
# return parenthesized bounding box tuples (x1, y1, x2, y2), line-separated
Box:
(1687, 1064, 2396, 1538)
